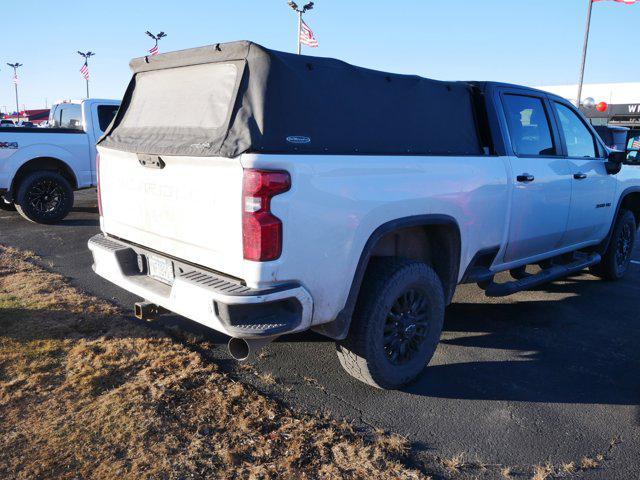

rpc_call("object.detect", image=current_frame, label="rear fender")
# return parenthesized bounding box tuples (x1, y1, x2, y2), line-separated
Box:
(313, 214, 461, 340)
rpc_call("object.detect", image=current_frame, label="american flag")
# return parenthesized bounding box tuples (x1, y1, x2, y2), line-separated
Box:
(80, 62, 89, 81)
(299, 19, 319, 48)
(12, 74, 18, 85)
(593, 0, 640, 4)
(149, 44, 159, 56)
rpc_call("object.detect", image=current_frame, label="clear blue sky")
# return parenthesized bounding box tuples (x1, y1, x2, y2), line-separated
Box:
(3, 0, 639, 111)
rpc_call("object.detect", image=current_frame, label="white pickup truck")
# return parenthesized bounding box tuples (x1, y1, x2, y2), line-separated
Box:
(88, 42, 640, 389)
(0, 99, 120, 223)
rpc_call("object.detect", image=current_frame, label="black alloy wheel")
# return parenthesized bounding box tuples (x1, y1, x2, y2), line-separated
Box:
(336, 257, 445, 389)
(615, 222, 633, 271)
(383, 288, 430, 365)
(14, 171, 74, 224)
(589, 209, 636, 280)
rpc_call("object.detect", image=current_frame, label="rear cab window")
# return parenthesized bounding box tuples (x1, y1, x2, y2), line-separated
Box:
(502, 94, 556, 157)
(50, 104, 84, 130)
(60, 104, 84, 130)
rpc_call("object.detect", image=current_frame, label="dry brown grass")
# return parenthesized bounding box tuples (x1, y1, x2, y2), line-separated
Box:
(0, 244, 427, 480)
(441, 452, 465, 472)
(374, 429, 410, 457)
(257, 371, 276, 386)
(561, 461, 576, 474)
(581, 456, 599, 470)
(500, 466, 513, 479)
(531, 463, 554, 480)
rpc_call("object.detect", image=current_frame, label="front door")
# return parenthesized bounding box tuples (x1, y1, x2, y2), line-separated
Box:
(551, 101, 617, 246)
(501, 92, 572, 263)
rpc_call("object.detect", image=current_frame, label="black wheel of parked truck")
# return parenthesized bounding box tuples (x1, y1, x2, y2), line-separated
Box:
(590, 209, 636, 281)
(336, 257, 445, 389)
(0, 195, 16, 211)
(14, 171, 74, 224)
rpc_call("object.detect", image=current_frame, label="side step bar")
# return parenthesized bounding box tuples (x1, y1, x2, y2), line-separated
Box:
(483, 253, 601, 297)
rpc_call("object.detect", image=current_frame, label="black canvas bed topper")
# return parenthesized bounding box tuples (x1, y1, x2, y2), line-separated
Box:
(99, 40, 483, 158)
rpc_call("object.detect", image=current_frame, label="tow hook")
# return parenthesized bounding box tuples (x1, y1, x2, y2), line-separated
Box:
(134, 301, 167, 321)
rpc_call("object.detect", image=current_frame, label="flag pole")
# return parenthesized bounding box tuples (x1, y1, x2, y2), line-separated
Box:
(297, 11, 302, 55)
(85, 60, 90, 98)
(577, 0, 594, 108)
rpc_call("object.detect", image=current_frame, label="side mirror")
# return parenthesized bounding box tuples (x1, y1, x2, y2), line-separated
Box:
(608, 150, 626, 163)
(605, 150, 625, 175)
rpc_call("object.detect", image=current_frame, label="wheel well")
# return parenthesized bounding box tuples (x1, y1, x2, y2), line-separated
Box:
(10, 157, 78, 194)
(313, 217, 461, 341)
(622, 192, 640, 226)
(369, 224, 461, 303)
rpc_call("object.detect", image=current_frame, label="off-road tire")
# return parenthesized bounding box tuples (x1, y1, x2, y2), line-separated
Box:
(336, 257, 445, 389)
(0, 196, 15, 211)
(14, 171, 74, 224)
(590, 209, 636, 280)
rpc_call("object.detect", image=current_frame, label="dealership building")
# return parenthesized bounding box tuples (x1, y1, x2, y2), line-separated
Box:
(539, 82, 640, 128)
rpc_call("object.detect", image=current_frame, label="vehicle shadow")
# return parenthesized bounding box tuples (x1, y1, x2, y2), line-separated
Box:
(406, 273, 640, 406)
(157, 267, 640, 406)
(56, 218, 100, 227)
(71, 205, 99, 214)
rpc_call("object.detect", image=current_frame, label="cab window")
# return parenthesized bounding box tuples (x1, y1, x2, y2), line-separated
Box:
(554, 103, 597, 158)
(503, 94, 556, 157)
(59, 104, 83, 130)
(97, 105, 119, 132)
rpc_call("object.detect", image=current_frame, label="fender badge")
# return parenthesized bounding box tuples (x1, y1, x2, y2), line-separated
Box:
(0, 142, 18, 149)
(286, 136, 311, 144)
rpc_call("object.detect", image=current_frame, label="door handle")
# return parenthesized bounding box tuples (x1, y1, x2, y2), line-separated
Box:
(573, 173, 587, 180)
(516, 174, 535, 183)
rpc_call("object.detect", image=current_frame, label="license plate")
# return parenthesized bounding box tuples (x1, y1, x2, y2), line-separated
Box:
(147, 254, 174, 284)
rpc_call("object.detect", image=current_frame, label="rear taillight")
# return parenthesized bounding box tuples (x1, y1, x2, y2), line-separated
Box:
(242, 169, 291, 261)
(96, 153, 103, 217)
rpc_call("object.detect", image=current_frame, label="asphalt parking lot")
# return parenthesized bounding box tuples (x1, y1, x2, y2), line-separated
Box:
(1, 189, 639, 479)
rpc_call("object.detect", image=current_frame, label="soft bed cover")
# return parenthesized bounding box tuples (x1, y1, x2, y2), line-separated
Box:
(99, 41, 483, 157)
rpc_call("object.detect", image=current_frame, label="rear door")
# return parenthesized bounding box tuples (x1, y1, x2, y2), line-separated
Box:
(499, 89, 572, 263)
(550, 100, 616, 246)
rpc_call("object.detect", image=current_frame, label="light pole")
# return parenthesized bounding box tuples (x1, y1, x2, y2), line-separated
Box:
(145, 31, 167, 56)
(77, 51, 95, 98)
(7, 63, 22, 113)
(287, 2, 315, 54)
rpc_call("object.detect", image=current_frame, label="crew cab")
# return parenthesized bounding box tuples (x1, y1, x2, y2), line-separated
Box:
(0, 99, 120, 222)
(88, 42, 640, 389)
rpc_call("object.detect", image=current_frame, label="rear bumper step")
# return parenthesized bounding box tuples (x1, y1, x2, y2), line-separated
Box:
(483, 253, 601, 297)
(88, 234, 313, 337)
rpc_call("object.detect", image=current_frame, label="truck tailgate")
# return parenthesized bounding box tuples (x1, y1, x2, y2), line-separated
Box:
(98, 147, 244, 278)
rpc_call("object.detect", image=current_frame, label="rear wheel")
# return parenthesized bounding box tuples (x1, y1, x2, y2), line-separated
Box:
(14, 171, 74, 224)
(336, 257, 445, 389)
(0, 195, 15, 211)
(590, 209, 636, 280)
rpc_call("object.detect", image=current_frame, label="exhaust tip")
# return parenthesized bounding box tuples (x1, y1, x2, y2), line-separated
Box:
(134, 303, 143, 320)
(228, 337, 250, 361)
